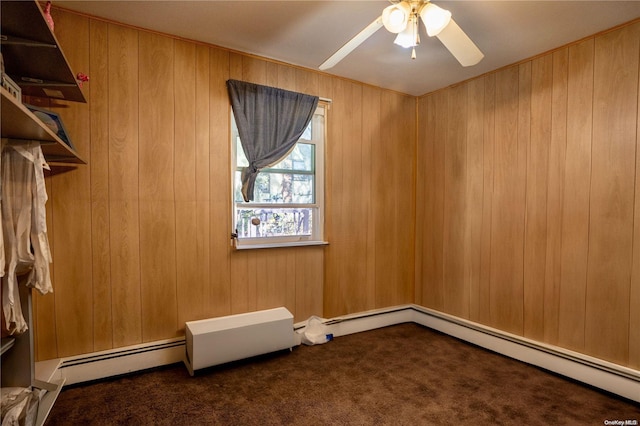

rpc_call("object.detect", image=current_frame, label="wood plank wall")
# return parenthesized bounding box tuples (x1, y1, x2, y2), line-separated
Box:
(31, 9, 416, 360)
(416, 21, 640, 368)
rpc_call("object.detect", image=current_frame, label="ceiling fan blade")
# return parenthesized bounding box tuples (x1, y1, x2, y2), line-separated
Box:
(319, 16, 383, 70)
(436, 18, 484, 67)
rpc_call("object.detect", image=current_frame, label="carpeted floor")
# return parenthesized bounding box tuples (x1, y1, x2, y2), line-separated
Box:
(45, 323, 639, 425)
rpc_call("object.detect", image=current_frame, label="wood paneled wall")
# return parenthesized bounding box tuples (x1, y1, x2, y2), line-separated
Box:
(416, 21, 640, 368)
(34, 8, 639, 370)
(31, 10, 416, 360)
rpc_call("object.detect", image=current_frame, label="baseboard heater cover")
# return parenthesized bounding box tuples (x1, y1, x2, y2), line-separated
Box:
(55, 339, 186, 386)
(184, 307, 294, 376)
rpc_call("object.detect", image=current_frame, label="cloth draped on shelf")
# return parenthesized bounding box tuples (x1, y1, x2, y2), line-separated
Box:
(1, 141, 52, 335)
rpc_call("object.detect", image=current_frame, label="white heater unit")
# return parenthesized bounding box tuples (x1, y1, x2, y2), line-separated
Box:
(184, 307, 294, 376)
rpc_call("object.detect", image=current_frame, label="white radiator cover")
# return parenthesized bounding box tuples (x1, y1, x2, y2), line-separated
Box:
(184, 307, 294, 375)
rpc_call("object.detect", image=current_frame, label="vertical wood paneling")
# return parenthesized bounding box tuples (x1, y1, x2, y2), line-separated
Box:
(585, 23, 639, 365)
(465, 78, 484, 322)
(88, 19, 113, 351)
(336, 79, 357, 313)
(33, 180, 57, 360)
(632, 31, 640, 368)
(284, 250, 298, 316)
(374, 91, 415, 307)
(489, 66, 524, 334)
(414, 95, 429, 305)
(478, 74, 495, 326)
(544, 49, 568, 345)
(295, 68, 320, 97)
(295, 247, 324, 321)
(362, 86, 379, 311)
(265, 62, 279, 88)
(194, 44, 212, 318)
(342, 82, 369, 313)
(49, 11, 93, 357)
(256, 249, 281, 311)
(443, 84, 468, 317)
(424, 90, 447, 310)
(374, 90, 396, 307)
(174, 40, 202, 329)
(516, 63, 531, 327)
(417, 22, 640, 368)
(324, 77, 346, 316)
(138, 32, 177, 341)
(229, 252, 249, 314)
(37, 10, 640, 371)
(107, 23, 141, 347)
(523, 55, 551, 340)
(558, 38, 594, 352)
(277, 64, 296, 91)
(399, 95, 416, 304)
(38, 10, 415, 360)
(516, 61, 533, 341)
(242, 56, 267, 85)
(228, 52, 242, 83)
(208, 47, 231, 318)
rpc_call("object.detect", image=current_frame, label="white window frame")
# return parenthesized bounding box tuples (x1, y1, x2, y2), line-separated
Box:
(231, 103, 327, 250)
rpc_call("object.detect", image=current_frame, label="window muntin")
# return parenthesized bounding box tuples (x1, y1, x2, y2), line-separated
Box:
(232, 105, 325, 247)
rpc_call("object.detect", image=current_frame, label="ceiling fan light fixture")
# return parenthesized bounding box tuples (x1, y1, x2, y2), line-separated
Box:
(319, 0, 483, 70)
(419, 3, 452, 37)
(393, 16, 417, 48)
(382, 2, 411, 33)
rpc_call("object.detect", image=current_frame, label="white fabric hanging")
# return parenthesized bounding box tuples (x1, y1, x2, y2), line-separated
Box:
(1, 142, 52, 335)
(16, 144, 52, 295)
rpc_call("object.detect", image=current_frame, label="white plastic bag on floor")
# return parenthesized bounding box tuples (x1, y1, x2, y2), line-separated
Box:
(299, 316, 333, 345)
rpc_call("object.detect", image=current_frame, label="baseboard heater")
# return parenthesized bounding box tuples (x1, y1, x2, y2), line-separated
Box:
(184, 307, 294, 376)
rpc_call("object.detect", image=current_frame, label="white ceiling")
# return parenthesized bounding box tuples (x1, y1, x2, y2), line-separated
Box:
(55, 1, 640, 96)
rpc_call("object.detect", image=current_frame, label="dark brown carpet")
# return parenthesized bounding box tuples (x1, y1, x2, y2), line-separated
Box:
(45, 323, 639, 425)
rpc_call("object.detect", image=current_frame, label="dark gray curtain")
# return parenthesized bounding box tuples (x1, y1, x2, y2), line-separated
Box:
(226, 79, 319, 202)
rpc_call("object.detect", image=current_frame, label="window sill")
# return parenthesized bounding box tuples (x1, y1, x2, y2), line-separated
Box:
(234, 240, 329, 250)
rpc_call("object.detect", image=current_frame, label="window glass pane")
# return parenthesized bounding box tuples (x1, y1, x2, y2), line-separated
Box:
(292, 174, 314, 203)
(269, 143, 314, 172)
(300, 121, 312, 141)
(236, 207, 314, 238)
(236, 136, 248, 167)
(234, 170, 244, 202)
(235, 172, 315, 204)
(236, 141, 313, 173)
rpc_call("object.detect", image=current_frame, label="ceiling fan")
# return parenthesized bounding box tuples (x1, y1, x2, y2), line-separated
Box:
(319, 0, 484, 70)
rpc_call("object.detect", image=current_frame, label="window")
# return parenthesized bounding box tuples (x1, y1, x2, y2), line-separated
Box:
(232, 104, 326, 249)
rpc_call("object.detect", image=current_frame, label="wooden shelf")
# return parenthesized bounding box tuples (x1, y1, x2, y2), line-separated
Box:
(1, 0, 86, 102)
(1, 87, 85, 164)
